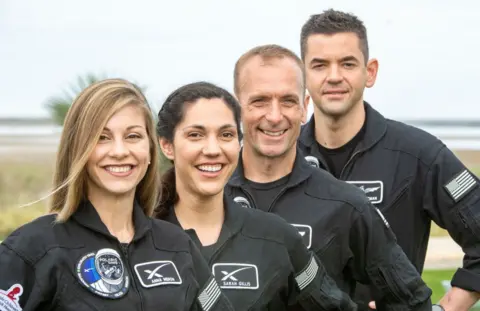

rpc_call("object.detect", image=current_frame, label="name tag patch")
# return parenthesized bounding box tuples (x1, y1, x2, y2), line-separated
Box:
(134, 261, 182, 288)
(212, 263, 259, 290)
(291, 224, 313, 249)
(347, 180, 384, 204)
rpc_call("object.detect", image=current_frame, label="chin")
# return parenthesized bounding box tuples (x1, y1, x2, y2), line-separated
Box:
(101, 183, 138, 197)
(197, 184, 225, 198)
(258, 146, 289, 159)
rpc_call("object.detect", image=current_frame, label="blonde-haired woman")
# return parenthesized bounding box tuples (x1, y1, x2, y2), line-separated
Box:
(0, 79, 233, 311)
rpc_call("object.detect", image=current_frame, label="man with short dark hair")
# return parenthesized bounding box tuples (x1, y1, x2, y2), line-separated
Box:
(226, 43, 433, 310)
(299, 8, 480, 311)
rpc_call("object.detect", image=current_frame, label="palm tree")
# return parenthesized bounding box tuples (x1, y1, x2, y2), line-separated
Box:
(44, 73, 105, 126)
(44, 73, 172, 173)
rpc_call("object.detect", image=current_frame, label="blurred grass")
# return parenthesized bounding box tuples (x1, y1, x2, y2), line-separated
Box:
(423, 269, 480, 310)
(422, 269, 455, 304)
(0, 154, 54, 240)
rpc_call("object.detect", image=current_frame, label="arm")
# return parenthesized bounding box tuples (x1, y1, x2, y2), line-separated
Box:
(187, 239, 234, 311)
(0, 243, 49, 311)
(349, 203, 432, 311)
(422, 146, 480, 310)
(283, 222, 358, 311)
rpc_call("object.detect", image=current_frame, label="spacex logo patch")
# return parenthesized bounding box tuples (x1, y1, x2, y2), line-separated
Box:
(291, 224, 312, 249)
(134, 261, 182, 288)
(212, 263, 259, 290)
(347, 180, 384, 204)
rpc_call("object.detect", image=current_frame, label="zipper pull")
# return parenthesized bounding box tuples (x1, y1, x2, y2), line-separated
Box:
(120, 243, 129, 257)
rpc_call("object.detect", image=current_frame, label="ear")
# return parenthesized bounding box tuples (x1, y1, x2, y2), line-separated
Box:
(365, 58, 379, 88)
(301, 91, 311, 124)
(158, 137, 175, 161)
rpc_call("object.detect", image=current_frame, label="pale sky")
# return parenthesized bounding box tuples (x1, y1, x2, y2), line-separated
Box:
(1, 0, 479, 120)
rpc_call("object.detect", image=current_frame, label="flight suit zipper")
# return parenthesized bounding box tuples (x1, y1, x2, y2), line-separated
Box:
(339, 149, 363, 180)
(120, 243, 145, 311)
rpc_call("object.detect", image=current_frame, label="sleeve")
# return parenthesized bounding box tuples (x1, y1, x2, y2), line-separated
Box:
(282, 222, 358, 311)
(186, 239, 234, 311)
(422, 145, 480, 292)
(0, 242, 49, 311)
(348, 204, 433, 311)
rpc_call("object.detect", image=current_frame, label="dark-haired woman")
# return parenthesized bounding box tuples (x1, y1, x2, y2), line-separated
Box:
(154, 81, 358, 311)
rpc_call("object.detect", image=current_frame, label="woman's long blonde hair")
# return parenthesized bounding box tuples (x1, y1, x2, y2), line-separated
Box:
(48, 78, 160, 222)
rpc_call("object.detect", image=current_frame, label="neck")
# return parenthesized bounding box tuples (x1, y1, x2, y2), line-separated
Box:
(88, 191, 135, 243)
(241, 142, 295, 183)
(175, 191, 224, 229)
(174, 181, 224, 246)
(314, 100, 365, 149)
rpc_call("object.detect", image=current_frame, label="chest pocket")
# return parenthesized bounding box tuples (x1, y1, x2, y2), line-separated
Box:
(55, 272, 107, 311)
(312, 233, 343, 280)
(382, 177, 413, 214)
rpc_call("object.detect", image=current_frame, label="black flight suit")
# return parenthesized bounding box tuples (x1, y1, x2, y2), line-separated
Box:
(225, 150, 433, 311)
(163, 196, 358, 311)
(299, 102, 480, 310)
(0, 200, 233, 311)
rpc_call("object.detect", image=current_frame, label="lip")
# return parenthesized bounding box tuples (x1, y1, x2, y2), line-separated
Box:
(322, 90, 348, 95)
(322, 90, 348, 100)
(259, 129, 288, 139)
(102, 164, 136, 177)
(195, 163, 225, 178)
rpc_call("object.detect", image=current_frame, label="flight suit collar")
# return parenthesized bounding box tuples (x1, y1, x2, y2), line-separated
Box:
(299, 101, 388, 158)
(228, 147, 313, 189)
(164, 194, 246, 249)
(72, 199, 152, 242)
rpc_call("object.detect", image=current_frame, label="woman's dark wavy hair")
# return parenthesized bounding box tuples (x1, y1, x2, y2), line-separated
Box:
(154, 81, 243, 219)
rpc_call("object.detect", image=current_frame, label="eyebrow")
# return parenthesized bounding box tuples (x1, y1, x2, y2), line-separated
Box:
(281, 94, 300, 101)
(103, 125, 145, 132)
(248, 93, 299, 102)
(182, 124, 237, 131)
(310, 55, 359, 64)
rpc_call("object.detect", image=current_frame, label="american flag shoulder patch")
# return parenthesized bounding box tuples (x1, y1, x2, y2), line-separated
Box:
(295, 255, 319, 291)
(444, 169, 478, 202)
(198, 276, 222, 311)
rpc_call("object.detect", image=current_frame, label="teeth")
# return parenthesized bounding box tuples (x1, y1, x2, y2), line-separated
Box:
(106, 166, 132, 173)
(262, 130, 285, 136)
(197, 164, 222, 172)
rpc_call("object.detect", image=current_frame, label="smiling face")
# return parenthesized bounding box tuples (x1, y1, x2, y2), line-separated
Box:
(304, 32, 378, 119)
(159, 98, 241, 199)
(86, 104, 151, 200)
(236, 56, 307, 159)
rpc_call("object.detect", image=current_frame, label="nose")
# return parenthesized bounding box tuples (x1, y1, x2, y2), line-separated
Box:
(265, 102, 283, 124)
(109, 138, 130, 158)
(326, 64, 342, 84)
(202, 136, 221, 156)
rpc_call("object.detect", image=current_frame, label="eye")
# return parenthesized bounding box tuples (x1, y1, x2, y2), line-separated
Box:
(284, 99, 297, 105)
(343, 62, 356, 68)
(312, 64, 325, 69)
(222, 132, 235, 138)
(188, 132, 203, 139)
(250, 99, 266, 106)
(127, 133, 142, 140)
(99, 134, 109, 141)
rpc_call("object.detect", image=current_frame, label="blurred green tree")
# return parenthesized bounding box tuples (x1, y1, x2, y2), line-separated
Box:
(44, 73, 172, 173)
